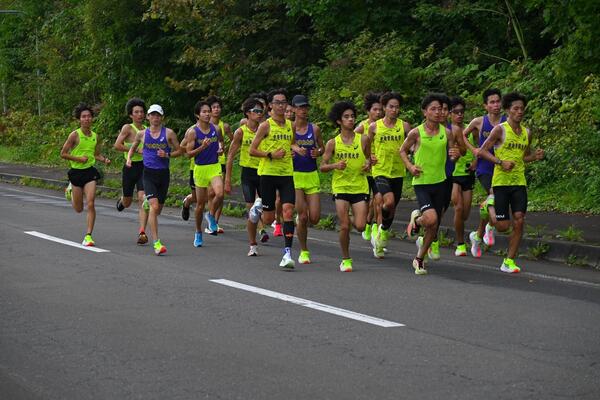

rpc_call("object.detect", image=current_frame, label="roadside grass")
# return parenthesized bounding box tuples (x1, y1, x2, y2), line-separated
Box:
(556, 225, 585, 242)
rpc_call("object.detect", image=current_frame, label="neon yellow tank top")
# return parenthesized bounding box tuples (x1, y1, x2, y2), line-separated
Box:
(453, 128, 475, 177)
(239, 124, 260, 169)
(356, 119, 373, 177)
(69, 128, 97, 169)
(371, 118, 406, 178)
(492, 121, 529, 187)
(218, 120, 228, 165)
(123, 124, 145, 162)
(412, 124, 447, 185)
(332, 133, 368, 194)
(258, 118, 294, 176)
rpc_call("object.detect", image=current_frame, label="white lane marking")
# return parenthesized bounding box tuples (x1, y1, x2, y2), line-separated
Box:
(24, 231, 110, 253)
(210, 278, 404, 328)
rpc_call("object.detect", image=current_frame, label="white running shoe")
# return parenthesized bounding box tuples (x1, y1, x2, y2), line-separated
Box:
(247, 245, 258, 257)
(249, 197, 263, 223)
(279, 251, 295, 269)
(483, 223, 495, 246)
(469, 231, 482, 258)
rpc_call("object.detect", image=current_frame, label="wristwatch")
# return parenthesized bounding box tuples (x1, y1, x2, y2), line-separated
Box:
(495, 159, 502, 165)
(267, 152, 272, 160)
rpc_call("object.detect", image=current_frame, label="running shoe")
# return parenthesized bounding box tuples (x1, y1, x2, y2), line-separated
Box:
(416, 236, 423, 255)
(153, 240, 166, 255)
(248, 197, 263, 223)
(217, 225, 224, 234)
(82, 234, 95, 247)
(137, 231, 148, 245)
(204, 227, 214, 235)
(194, 232, 203, 247)
(500, 258, 521, 274)
(412, 257, 428, 275)
(279, 251, 295, 269)
(142, 197, 150, 212)
(370, 223, 378, 249)
(362, 223, 372, 241)
(298, 250, 311, 264)
(483, 223, 495, 246)
(116, 197, 125, 212)
(204, 212, 218, 235)
(454, 243, 467, 256)
(339, 258, 353, 272)
(259, 229, 269, 243)
(273, 223, 283, 237)
(65, 183, 72, 201)
(247, 244, 258, 256)
(407, 209, 421, 239)
(428, 240, 441, 261)
(181, 198, 190, 221)
(469, 231, 482, 258)
(378, 225, 389, 249)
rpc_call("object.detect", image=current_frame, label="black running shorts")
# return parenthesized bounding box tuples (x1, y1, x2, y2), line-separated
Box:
(68, 166, 100, 188)
(452, 174, 476, 192)
(259, 175, 295, 211)
(241, 167, 261, 204)
(414, 181, 446, 218)
(442, 177, 453, 212)
(367, 176, 379, 195)
(493, 185, 527, 221)
(332, 193, 369, 205)
(122, 161, 144, 197)
(189, 169, 195, 190)
(374, 176, 403, 205)
(143, 167, 170, 204)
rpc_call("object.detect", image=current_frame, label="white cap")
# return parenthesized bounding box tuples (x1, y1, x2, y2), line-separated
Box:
(147, 104, 164, 115)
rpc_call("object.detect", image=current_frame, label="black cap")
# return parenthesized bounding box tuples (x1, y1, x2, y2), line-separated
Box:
(291, 95, 309, 107)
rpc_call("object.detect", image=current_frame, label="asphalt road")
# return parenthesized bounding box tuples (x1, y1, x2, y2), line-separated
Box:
(1, 182, 599, 400)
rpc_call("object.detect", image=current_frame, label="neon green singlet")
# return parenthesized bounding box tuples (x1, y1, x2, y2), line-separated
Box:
(258, 118, 294, 176)
(218, 120, 228, 165)
(239, 124, 260, 169)
(123, 124, 145, 162)
(371, 118, 406, 178)
(69, 128, 97, 169)
(453, 129, 475, 177)
(492, 121, 529, 187)
(412, 124, 447, 185)
(332, 133, 368, 194)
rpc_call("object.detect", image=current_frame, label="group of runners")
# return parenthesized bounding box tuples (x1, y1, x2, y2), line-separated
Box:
(60, 87, 544, 275)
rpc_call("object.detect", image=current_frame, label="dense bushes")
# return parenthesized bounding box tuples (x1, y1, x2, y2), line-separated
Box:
(0, 0, 598, 213)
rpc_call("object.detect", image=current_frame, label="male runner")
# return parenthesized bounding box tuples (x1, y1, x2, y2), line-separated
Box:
(291, 94, 324, 264)
(127, 104, 182, 255)
(478, 92, 544, 273)
(184, 100, 225, 247)
(354, 92, 383, 242)
(401, 94, 459, 274)
(206, 95, 232, 233)
(225, 98, 266, 256)
(368, 91, 411, 258)
(321, 101, 371, 272)
(113, 98, 149, 245)
(463, 88, 505, 257)
(60, 103, 111, 246)
(449, 97, 475, 256)
(249, 88, 302, 269)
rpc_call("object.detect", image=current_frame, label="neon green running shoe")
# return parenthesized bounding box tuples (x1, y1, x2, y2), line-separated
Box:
(428, 240, 441, 260)
(153, 239, 166, 255)
(298, 250, 311, 264)
(454, 243, 467, 256)
(362, 223, 372, 241)
(500, 258, 521, 274)
(339, 258, 353, 272)
(81, 234, 94, 247)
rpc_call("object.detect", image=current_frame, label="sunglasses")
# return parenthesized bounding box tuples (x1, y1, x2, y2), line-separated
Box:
(250, 108, 264, 114)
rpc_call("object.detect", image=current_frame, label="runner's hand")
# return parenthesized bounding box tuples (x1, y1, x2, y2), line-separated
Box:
(500, 160, 515, 171)
(337, 160, 347, 170)
(224, 180, 231, 195)
(80, 156, 88, 163)
(370, 154, 378, 165)
(409, 165, 422, 177)
(535, 148, 544, 160)
(310, 148, 320, 158)
(296, 147, 307, 157)
(157, 149, 168, 158)
(126, 159, 132, 168)
(448, 146, 460, 161)
(272, 149, 285, 159)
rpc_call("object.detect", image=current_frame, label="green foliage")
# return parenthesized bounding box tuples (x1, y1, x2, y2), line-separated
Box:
(526, 242, 550, 260)
(556, 225, 585, 243)
(221, 203, 247, 218)
(0, 0, 598, 215)
(315, 214, 336, 231)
